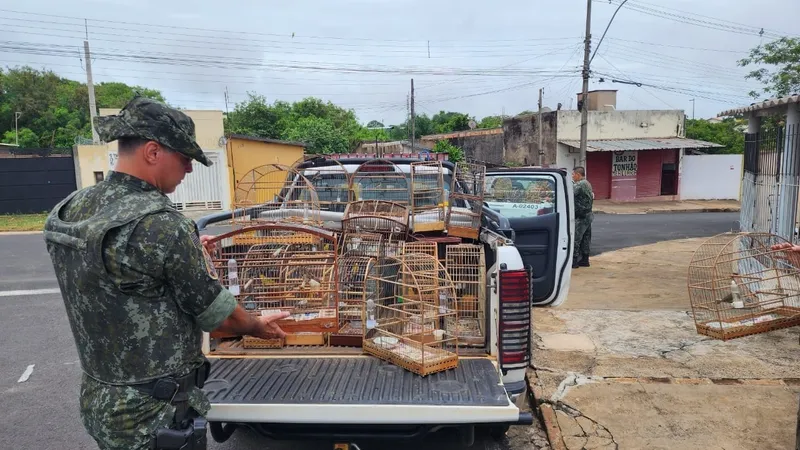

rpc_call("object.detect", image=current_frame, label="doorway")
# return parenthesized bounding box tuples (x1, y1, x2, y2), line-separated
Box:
(660, 162, 678, 195)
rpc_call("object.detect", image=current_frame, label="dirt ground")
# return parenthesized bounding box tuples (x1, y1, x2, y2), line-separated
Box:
(532, 237, 800, 450)
(593, 200, 740, 215)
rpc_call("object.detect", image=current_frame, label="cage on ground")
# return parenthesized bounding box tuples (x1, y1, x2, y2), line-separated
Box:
(362, 253, 459, 376)
(688, 231, 800, 340)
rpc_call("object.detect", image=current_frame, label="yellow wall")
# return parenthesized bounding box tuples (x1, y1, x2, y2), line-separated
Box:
(74, 143, 111, 189)
(226, 137, 305, 206)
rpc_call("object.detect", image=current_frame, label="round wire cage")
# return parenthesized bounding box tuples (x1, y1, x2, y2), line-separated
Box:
(350, 159, 410, 206)
(297, 159, 351, 213)
(232, 163, 322, 227)
(688, 231, 800, 340)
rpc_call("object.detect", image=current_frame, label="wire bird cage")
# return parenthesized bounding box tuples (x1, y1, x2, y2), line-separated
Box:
(205, 224, 340, 348)
(688, 232, 800, 340)
(330, 255, 379, 347)
(410, 161, 446, 232)
(446, 162, 486, 240)
(299, 159, 351, 214)
(363, 254, 459, 376)
(232, 164, 322, 229)
(445, 244, 487, 346)
(350, 159, 410, 206)
(403, 241, 438, 260)
(342, 200, 409, 247)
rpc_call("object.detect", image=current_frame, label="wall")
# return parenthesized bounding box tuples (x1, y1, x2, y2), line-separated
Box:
(419, 129, 505, 165)
(74, 143, 111, 189)
(502, 112, 558, 166)
(226, 138, 305, 205)
(679, 154, 743, 200)
(0, 156, 77, 214)
(556, 110, 685, 141)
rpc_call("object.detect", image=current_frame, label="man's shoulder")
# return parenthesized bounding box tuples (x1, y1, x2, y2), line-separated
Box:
(133, 210, 195, 241)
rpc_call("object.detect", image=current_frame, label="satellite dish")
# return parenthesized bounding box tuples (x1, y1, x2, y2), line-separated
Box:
(468, 120, 477, 130)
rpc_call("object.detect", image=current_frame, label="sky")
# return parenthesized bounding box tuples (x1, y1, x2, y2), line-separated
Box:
(1, 0, 799, 125)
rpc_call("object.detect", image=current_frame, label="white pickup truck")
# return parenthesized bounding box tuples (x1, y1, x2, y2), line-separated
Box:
(195, 157, 574, 447)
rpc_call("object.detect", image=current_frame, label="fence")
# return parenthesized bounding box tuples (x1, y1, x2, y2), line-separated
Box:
(740, 124, 800, 242)
(0, 152, 77, 214)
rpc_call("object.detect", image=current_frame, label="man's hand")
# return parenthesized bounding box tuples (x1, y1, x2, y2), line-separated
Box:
(251, 311, 291, 339)
(200, 235, 217, 254)
(771, 242, 800, 266)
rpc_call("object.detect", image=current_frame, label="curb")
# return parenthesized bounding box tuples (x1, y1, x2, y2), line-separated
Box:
(527, 368, 567, 450)
(0, 230, 44, 235)
(594, 208, 740, 215)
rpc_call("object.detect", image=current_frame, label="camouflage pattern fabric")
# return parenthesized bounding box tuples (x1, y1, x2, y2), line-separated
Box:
(43, 171, 237, 449)
(574, 217, 592, 263)
(573, 178, 594, 220)
(94, 96, 212, 166)
(573, 178, 594, 263)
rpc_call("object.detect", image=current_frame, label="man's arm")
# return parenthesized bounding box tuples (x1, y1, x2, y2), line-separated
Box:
(215, 304, 289, 339)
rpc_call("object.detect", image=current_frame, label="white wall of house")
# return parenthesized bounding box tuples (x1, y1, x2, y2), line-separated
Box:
(679, 154, 743, 200)
(557, 110, 685, 140)
(556, 143, 576, 169)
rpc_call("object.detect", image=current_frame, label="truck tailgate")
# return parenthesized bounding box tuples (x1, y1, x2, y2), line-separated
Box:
(204, 356, 522, 424)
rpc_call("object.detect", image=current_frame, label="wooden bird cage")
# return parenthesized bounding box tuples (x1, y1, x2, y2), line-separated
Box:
(688, 232, 800, 340)
(410, 161, 446, 232)
(340, 232, 386, 258)
(446, 162, 486, 240)
(232, 164, 322, 229)
(404, 241, 438, 260)
(299, 159, 351, 213)
(350, 159, 410, 206)
(362, 254, 459, 376)
(342, 200, 409, 243)
(330, 255, 379, 347)
(205, 224, 340, 347)
(445, 244, 487, 347)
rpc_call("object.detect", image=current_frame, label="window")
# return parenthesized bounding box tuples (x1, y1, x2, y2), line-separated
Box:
(93, 171, 104, 183)
(484, 174, 557, 218)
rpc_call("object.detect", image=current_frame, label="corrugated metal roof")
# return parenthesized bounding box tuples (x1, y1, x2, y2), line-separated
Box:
(559, 137, 724, 152)
(718, 94, 800, 117)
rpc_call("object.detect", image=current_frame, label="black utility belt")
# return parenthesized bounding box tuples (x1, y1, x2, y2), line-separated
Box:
(133, 361, 210, 403)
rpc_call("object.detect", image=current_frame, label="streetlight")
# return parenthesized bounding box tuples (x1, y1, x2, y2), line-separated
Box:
(14, 112, 22, 146)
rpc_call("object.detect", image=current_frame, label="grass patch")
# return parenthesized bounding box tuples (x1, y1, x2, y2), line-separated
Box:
(0, 213, 48, 232)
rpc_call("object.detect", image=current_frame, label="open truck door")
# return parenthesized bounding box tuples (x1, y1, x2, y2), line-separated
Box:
(483, 168, 574, 307)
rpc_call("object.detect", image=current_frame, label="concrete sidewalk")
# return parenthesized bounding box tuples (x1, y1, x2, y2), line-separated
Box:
(593, 200, 740, 215)
(531, 238, 800, 450)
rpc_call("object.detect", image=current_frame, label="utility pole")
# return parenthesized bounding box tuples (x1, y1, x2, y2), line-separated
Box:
(410, 78, 416, 151)
(690, 98, 695, 120)
(538, 88, 544, 167)
(578, 0, 592, 170)
(84, 20, 99, 144)
(14, 112, 21, 146)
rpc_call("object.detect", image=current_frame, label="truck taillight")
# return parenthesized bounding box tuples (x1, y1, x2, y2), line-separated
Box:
(498, 269, 532, 370)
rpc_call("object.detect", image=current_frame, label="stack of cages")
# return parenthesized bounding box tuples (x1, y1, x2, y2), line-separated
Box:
(298, 158, 352, 215)
(446, 162, 486, 240)
(410, 161, 446, 233)
(341, 200, 409, 256)
(362, 253, 460, 376)
(204, 223, 340, 350)
(350, 159, 410, 207)
(231, 163, 323, 235)
(688, 232, 800, 340)
(445, 244, 487, 346)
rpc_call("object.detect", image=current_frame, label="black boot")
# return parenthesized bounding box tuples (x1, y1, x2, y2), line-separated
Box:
(579, 256, 590, 267)
(572, 259, 580, 269)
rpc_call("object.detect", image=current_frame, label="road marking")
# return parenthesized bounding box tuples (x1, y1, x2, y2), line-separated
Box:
(17, 364, 35, 383)
(0, 288, 60, 297)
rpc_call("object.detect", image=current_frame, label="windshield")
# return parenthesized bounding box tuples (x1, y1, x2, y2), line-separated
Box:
(484, 174, 557, 218)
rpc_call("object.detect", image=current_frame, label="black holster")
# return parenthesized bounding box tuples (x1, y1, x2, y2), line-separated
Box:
(136, 360, 211, 450)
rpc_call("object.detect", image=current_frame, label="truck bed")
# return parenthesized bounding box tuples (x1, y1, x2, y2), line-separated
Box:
(203, 356, 522, 425)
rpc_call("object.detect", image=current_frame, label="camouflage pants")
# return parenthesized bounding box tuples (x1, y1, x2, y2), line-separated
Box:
(79, 373, 208, 450)
(574, 215, 593, 263)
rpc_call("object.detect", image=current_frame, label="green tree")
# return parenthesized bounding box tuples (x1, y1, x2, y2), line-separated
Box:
(94, 82, 165, 108)
(366, 120, 384, 128)
(431, 111, 472, 133)
(284, 116, 350, 155)
(223, 93, 286, 139)
(738, 37, 800, 99)
(432, 139, 464, 162)
(2, 128, 39, 147)
(685, 118, 745, 154)
(478, 115, 503, 129)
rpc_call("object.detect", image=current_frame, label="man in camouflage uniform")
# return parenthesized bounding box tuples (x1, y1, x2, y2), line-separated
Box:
(43, 96, 289, 450)
(572, 166, 594, 268)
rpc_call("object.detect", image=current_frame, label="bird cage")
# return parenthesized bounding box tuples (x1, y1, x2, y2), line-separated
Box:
(688, 232, 800, 340)
(362, 254, 459, 376)
(446, 162, 486, 240)
(205, 223, 340, 347)
(445, 244, 487, 347)
(404, 241, 438, 260)
(330, 255, 379, 347)
(232, 164, 322, 229)
(410, 161, 446, 232)
(342, 200, 409, 243)
(340, 232, 386, 258)
(299, 159, 351, 213)
(350, 159, 410, 206)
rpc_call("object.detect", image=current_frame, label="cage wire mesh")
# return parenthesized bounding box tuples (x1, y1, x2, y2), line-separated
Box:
(688, 231, 800, 340)
(342, 200, 409, 249)
(447, 162, 486, 240)
(299, 159, 351, 213)
(350, 159, 410, 205)
(339, 232, 387, 258)
(332, 255, 379, 345)
(403, 241, 438, 260)
(445, 244, 487, 346)
(363, 254, 459, 376)
(232, 164, 322, 229)
(205, 224, 340, 348)
(410, 161, 446, 232)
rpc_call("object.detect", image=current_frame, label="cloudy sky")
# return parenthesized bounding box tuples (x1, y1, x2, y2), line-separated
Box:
(2, 0, 798, 125)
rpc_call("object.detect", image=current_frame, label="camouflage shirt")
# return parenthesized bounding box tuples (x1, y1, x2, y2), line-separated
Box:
(574, 178, 594, 219)
(43, 171, 236, 388)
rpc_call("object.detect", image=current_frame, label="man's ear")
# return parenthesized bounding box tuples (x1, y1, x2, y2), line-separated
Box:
(142, 141, 161, 165)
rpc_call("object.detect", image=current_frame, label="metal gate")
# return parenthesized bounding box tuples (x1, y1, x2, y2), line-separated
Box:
(740, 124, 800, 242)
(167, 151, 223, 211)
(0, 154, 77, 214)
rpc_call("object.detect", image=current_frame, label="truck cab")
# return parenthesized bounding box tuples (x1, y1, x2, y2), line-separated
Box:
(195, 158, 574, 446)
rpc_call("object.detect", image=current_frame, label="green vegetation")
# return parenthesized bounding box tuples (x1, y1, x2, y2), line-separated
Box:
(0, 213, 48, 232)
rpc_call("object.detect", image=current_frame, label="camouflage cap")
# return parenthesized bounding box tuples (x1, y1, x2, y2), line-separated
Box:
(94, 96, 212, 166)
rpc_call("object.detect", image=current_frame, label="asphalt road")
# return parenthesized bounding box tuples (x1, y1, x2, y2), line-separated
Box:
(0, 212, 739, 449)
